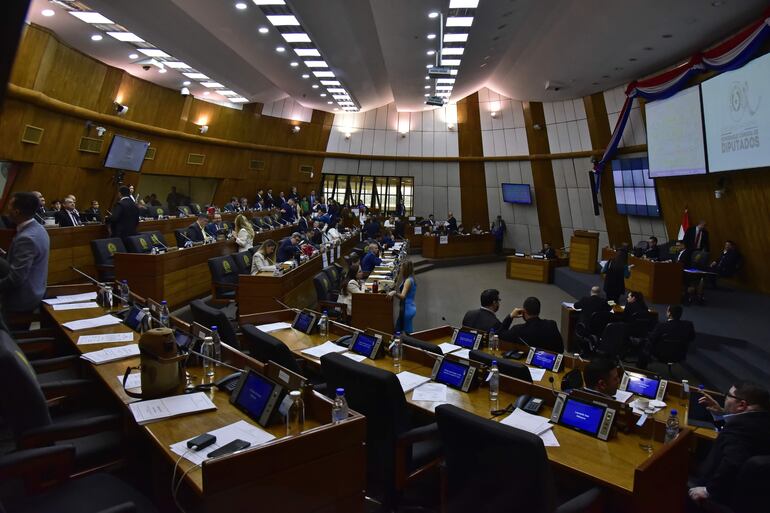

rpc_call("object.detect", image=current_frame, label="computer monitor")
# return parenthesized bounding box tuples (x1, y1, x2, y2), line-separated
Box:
(430, 357, 478, 392)
(230, 368, 286, 427)
(292, 310, 318, 334)
(451, 327, 482, 350)
(619, 371, 668, 401)
(550, 393, 616, 441)
(349, 331, 383, 360)
(525, 348, 563, 372)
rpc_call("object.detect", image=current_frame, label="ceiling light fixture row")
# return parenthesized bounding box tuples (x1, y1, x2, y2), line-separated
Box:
(256, 0, 359, 111)
(64, 4, 250, 105)
(424, 0, 478, 107)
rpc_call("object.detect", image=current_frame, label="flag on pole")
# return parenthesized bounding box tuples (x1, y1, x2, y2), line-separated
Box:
(677, 208, 690, 241)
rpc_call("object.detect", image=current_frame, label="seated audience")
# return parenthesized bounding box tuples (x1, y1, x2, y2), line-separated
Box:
(234, 214, 254, 250)
(83, 200, 102, 222)
(380, 229, 395, 249)
(251, 239, 277, 274)
(206, 213, 225, 238)
(223, 196, 241, 212)
(540, 242, 557, 259)
(644, 236, 660, 260)
(276, 233, 301, 262)
(50, 199, 62, 212)
(623, 290, 648, 321)
(461, 289, 503, 333)
(56, 196, 83, 227)
(574, 285, 611, 326)
(582, 357, 621, 399)
(499, 296, 564, 353)
(360, 243, 382, 273)
(337, 264, 364, 315)
(188, 213, 213, 243)
(709, 240, 741, 277)
(637, 304, 695, 369)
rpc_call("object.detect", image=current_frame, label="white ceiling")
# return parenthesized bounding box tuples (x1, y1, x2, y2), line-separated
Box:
(24, 0, 768, 114)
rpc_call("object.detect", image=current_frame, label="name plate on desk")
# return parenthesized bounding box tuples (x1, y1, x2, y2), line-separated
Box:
(439, 235, 448, 245)
(514, 252, 525, 257)
(414, 227, 422, 235)
(532, 254, 545, 260)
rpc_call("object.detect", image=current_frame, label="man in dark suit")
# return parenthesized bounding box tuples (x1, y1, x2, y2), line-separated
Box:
(447, 212, 458, 234)
(264, 189, 275, 209)
(205, 213, 225, 238)
(498, 296, 564, 353)
(540, 242, 557, 259)
(582, 357, 621, 399)
(297, 213, 310, 234)
(223, 197, 240, 212)
(644, 236, 660, 260)
(574, 286, 611, 326)
(688, 381, 770, 509)
(276, 233, 301, 262)
(280, 198, 297, 223)
(109, 186, 139, 239)
(684, 220, 710, 253)
(363, 216, 380, 239)
(56, 197, 83, 227)
(637, 305, 694, 368)
(395, 200, 406, 218)
(187, 213, 213, 243)
(710, 240, 741, 277)
(82, 200, 102, 223)
(461, 289, 503, 333)
(394, 217, 406, 239)
(422, 214, 436, 231)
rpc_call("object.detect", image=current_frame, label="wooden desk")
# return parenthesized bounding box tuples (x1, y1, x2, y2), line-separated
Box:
(404, 223, 423, 251)
(569, 230, 599, 274)
(114, 240, 237, 309)
(559, 303, 660, 354)
(602, 248, 683, 304)
(42, 300, 366, 513)
(421, 234, 495, 259)
(506, 255, 568, 283)
(351, 292, 397, 333)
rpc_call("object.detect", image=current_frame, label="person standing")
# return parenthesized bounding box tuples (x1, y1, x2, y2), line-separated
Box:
(234, 214, 255, 250)
(389, 260, 417, 334)
(684, 220, 710, 253)
(109, 186, 140, 239)
(492, 215, 506, 254)
(602, 249, 631, 303)
(0, 192, 50, 324)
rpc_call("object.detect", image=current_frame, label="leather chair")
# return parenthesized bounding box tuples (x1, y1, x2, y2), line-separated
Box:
(146, 231, 167, 251)
(240, 325, 304, 376)
(652, 332, 691, 378)
(177, 205, 191, 216)
(435, 404, 601, 513)
(720, 455, 770, 513)
(320, 353, 442, 508)
(469, 349, 532, 383)
(174, 228, 192, 247)
(123, 233, 153, 254)
(313, 272, 346, 320)
(189, 300, 239, 349)
(207, 255, 239, 303)
(323, 264, 342, 289)
(691, 250, 710, 270)
(595, 322, 628, 360)
(149, 206, 166, 219)
(189, 203, 202, 215)
(401, 334, 442, 355)
(232, 251, 253, 276)
(90, 238, 126, 281)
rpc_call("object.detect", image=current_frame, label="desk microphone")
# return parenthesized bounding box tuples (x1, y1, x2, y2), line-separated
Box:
(547, 376, 560, 397)
(177, 230, 195, 249)
(71, 266, 106, 286)
(151, 236, 170, 252)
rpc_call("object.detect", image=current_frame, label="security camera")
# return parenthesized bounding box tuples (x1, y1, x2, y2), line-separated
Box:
(142, 64, 151, 71)
(96, 126, 107, 137)
(114, 102, 128, 116)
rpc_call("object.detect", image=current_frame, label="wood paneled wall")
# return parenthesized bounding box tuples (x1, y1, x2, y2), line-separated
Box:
(456, 93, 489, 228)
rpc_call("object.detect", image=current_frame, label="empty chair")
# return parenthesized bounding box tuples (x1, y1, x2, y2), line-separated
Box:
(207, 255, 239, 302)
(123, 233, 153, 253)
(174, 228, 192, 247)
(146, 230, 168, 250)
(401, 334, 442, 355)
(435, 404, 601, 513)
(189, 203, 202, 215)
(232, 251, 253, 275)
(595, 322, 627, 360)
(469, 350, 532, 383)
(240, 325, 303, 375)
(90, 238, 126, 281)
(652, 332, 692, 378)
(189, 299, 239, 349)
(313, 272, 335, 302)
(323, 264, 342, 289)
(320, 353, 442, 508)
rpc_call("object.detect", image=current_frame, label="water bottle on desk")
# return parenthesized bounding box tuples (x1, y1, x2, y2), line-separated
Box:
(140, 307, 152, 333)
(119, 280, 130, 305)
(489, 360, 500, 402)
(489, 329, 499, 354)
(332, 388, 348, 423)
(210, 326, 222, 365)
(202, 336, 215, 378)
(664, 409, 680, 444)
(318, 311, 329, 338)
(392, 331, 402, 370)
(286, 390, 305, 436)
(159, 300, 170, 328)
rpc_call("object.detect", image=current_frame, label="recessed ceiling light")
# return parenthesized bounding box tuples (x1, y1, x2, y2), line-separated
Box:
(290, 61, 299, 67)
(427, 33, 437, 40)
(266, 14, 299, 26)
(138, 48, 170, 58)
(449, 0, 479, 7)
(41, 9, 55, 17)
(442, 47, 464, 55)
(158, 68, 167, 73)
(69, 12, 114, 24)
(129, 53, 139, 59)
(320, 93, 327, 97)
(201, 82, 224, 88)
(441, 59, 461, 66)
(258, 26, 269, 34)
(320, 80, 340, 85)
(428, 11, 440, 18)
(312, 85, 319, 89)
(711, 0, 725, 6)
(183, 81, 191, 85)
(304, 60, 328, 67)
(294, 48, 320, 57)
(436, 85, 453, 90)
(424, 85, 431, 89)
(90, 34, 103, 41)
(235, 2, 248, 9)
(282, 33, 311, 43)
(444, 33, 468, 42)
(334, 108, 339, 111)
(427, 50, 435, 56)
(313, 71, 335, 77)
(276, 46, 286, 52)
(165, 62, 190, 69)
(301, 74, 310, 79)
(446, 17, 474, 27)
(183, 72, 209, 79)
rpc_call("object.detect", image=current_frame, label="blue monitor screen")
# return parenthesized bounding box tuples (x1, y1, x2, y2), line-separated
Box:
(174, 330, 192, 350)
(560, 399, 605, 435)
(293, 312, 313, 332)
(123, 306, 144, 331)
(531, 350, 557, 370)
(104, 134, 150, 172)
(352, 333, 377, 356)
(501, 183, 532, 205)
(455, 330, 477, 349)
(626, 374, 660, 399)
(234, 372, 274, 420)
(436, 360, 469, 388)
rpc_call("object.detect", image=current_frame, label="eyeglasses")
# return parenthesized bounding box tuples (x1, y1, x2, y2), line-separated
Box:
(726, 392, 746, 402)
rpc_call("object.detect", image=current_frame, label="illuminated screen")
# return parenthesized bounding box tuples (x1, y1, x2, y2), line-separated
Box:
(293, 312, 313, 332)
(104, 135, 150, 172)
(501, 183, 532, 204)
(560, 399, 605, 435)
(454, 330, 477, 349)
(436, 360, 469, 388)
(531, 350, 557, 370)
(234, 372, 274, 420)
(626, 374, 660, 399)
(612, 157, 661, 218)
(351, 333, 377, 356)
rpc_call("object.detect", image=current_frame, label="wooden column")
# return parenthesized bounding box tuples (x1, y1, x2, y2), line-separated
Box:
(456, 93, 489, 228)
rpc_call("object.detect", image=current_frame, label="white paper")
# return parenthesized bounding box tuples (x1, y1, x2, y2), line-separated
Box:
(397, 371, 432, 393)
(300, 341, 348, 359)
(128, 392, 216, 425)
(439, 235, 449, 244)
(343, 352, 367, 362)
(539, 429, 560, 447)
(78, 332, 135, 345)
(437, 342, 462, 354)
(170, 420, 276, 465)
(528, 367, 547, 382)
(52, 302, 100, 311)
(257, 322, 293, 333)
(119, 373, 142, 390)
(453, 348, 471, 360)
(614, 390, 634, 403)
(500, 408, 552, 435)
(322, 252, 329, 268)
(63, 314, 122, 331)
(412, 383, 447, 402)
(43, 292, 98, 305)
(630, 399, 664, 415)
(80, 344, 140, 365)
(561, 302, 576, 309)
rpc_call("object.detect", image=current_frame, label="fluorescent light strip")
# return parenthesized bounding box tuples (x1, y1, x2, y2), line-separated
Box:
(138, 48, 170, 58)
(251, 0, 285, 4)
(230, 97, 249, 103)
(446, 17, 473, 27)
(327, 88, 346, 93)
(450, 69, 458, 75)
(437, 78, 456, 83)
(201, 82, 224, 88)
(332, 94, 350, 99)
(313, 71, 335, 77)
(304, 60, 328, 67)
(183, 72, 209, 79)
(441, 59, 461, 66)
(69, 12, 114, 24)
(443, 33, 468, 42)
(294, 48, 320, 57)
(442, 47, 464, 55)
(164, 62, 191, 69)
(266, 14, 299, 26)
(436, 85, 453, 90)
(281, 33, 311, 43)
(219, 90, 239, 96)
(106, 32, 144, 42)
(320, 80, 340, 85)
(449, 0, 479, 7)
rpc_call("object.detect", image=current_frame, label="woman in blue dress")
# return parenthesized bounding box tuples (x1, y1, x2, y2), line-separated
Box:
(389, 260, 417, 334)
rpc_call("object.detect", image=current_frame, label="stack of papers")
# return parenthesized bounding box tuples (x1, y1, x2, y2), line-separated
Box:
(500, 408, 559, 447)
(63, 314, 122, 331)
(614, 390, 634, 403)
(43, 292, 98, 305)
(52, 302, 100, 311)
(300, 341, 348, 359)
(412, 383, 447, 402)
(129, 392, 216, 425)
(78, 332, 135, 345)
(118, 373, 142, 391)
(437, 342, 462, 354)
(396, 371, 431, 393)
(342, 352, 367, 362)
(630, 399, 666, 415)
(528, 367, 547, 382)
(81, 344, 139, 364)
(170, 420, 276, 465)
(256, 322, 292, 333)
(452, 348, 471, 360)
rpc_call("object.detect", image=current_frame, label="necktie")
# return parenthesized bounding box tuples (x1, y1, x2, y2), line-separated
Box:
(70, 211, 79, 226)
(695, 229, 701, 249)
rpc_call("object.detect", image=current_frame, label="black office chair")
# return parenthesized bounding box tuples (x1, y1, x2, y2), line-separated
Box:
(177, 205, 191, 216)
(718, 455, 770, 513)
(435, 404, 601, 513)
(189, 300, 240, 349)
(691, 250, 710, 270)
(652, 333, 691, 378)
(90, 238, 126, 281)
(401, 334, 442, 355)
(323, 264, 342, 289)
(123, 234, 153, 254)
(232, 251, 253, 275)
(312, 272, 346, 320)
(149, 206, 166, 219)
(469, 350, 532, 383)
(207, 255, 239, 303)
(320, 353, 442, 509)
(173, 228, 191, 247)
(146, 231, 167, 250)
(240, 325, 304, 376)
(595, 322, 627, 360)
(189, 203, 202, 215)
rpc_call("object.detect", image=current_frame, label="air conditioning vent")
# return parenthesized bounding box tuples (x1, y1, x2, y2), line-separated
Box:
(144, 147, 156, 160)
(78, 136, 103, 154)
(249, 159, 265, 171)
(21, 125, 44, 145)
(187, 153, 206, 165)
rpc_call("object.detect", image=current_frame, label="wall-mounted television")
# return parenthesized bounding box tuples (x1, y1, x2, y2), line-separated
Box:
(501, 183, 532, 204)
(104, 134, 150, 172)
(612, 157, 661, 218)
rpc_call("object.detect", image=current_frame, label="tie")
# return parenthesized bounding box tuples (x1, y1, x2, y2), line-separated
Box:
(70, 211, 80, 226)
(695, 229, 701, 249)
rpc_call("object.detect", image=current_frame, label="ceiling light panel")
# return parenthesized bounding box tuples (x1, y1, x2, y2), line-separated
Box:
(281, 33, 311, 43)
(201, 82, 224, 88)
(442, 47, 464, 55)
(230, 97, 250, 102)
(294, 48, 320, 57)
(69, 12, 114, 24)
(313, 71, 335, 77)
(183, 72, 209, 79)
(304, 60, 328, 67)
(164, 62, 191, 69)
(266, 15, 299, 25)
(441, 59, 462, 66)
(219, 90, 239, 96)
(443, 33, 468, 42)
(320, 80, 340, 86)
(252, 0, 285, 4)
(449, 0, 479, 7)
(446, 17, 473, 27)
(106, 32, 144, 42)
(138, 48, 170, 58)
(437, 78, 456, 83)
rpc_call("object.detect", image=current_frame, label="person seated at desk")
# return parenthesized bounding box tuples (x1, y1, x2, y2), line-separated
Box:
(422, 214, 437, 231)
(82, 200, 102, 223)
(205, 213, 225, 238)
(709, 240, 741, 278)
(361, 243, 382, 273)
(471, 224, 483, 235)
(574, 285, 611, 326)
(380, 229, 395, 250)
(623, 290, 648, 321)
(688, 381, 770, 510)
(363, 216, 380, 239)
(446, 211, 458, 234)
(234, 214, 254, 250)
(50, 199, 62, 214)
(276, 233, 301, 263)
(223, 196, 241, 212)
(499, 296, 564, 353)
(188, 213, 213, 243)
(540, 242, 557, 259)
(147, 193, 162, 207)
(637, 304, 694, 369)
(644, 236, 661, 261)
(582, 357, 620, 399)
(384, 216, 395, 230)
(56, 197, 83, 227)
(461, 288, 503, 333)
(337, 263, 364, 315)
(251, 239, 277, 274)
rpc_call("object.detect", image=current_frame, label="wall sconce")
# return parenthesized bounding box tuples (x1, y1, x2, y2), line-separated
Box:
(292, 125, 301, 134)
(447, 123, 455, 131)
(198, 125, 209, 134)
(533, 123, 543, 130)
(114, 102, 129, 116)
(490, 111, 497, 119)
(399, 130, 408, 138)
(344, 132, 351, 140)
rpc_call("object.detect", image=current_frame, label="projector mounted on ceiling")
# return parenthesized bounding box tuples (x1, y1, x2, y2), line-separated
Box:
(428, 67, 453, 78)
(425, 96, 446, 107)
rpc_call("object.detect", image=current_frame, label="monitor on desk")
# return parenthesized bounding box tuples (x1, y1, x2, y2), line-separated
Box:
(525, 348, 563, 372)
(619, 371, 668, 401)
(122, 306, 145, 332)
(350, 331, 383, 360)
(292, 310, 318, 334)
(451, 327, 483, 350)
(230, 368, 286, 427)
(431, 357, 478, 392)
(551, 393, 616, 441)
(687, 388, 724, 429)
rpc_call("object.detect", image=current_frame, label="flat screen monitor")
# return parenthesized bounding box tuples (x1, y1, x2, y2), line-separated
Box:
(687, 389, 724, 429)
(501, 183, 532, 204)
(530, 350, 557, 370)
(702, 52, 770, 173)
(291, 310, 317, 334)
(231, 369, 285, 426)
(559, 397, 606, 436)
(625, 373, 661, 399)
(454, 330, 478, 349)
(435, 359, 470, 389)
(122, 306, 145, 332)
(104, 135, 150, 172)
(612, 157, 661, 218)
(646, 85, 707, 178)
(350, 332, 381, 359)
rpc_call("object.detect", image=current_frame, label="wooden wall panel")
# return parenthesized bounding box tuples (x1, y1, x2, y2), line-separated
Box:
(456, 93, 489, 228)
(523, 102, 564, 249)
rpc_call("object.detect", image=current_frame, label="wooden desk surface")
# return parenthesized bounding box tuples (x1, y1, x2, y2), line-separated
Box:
(602, 247, 684, 304)
(506, 255, 568, 283)
(421, 233, 496, 259)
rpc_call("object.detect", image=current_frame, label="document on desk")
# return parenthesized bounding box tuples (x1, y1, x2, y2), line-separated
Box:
(437, 342, 462, 354)
(78, 332, 135, 345)
(614, 390, 634, 403)
(452, 348, 471, 361)
(170, 420, 275, 465)
(129, 392, 216, 425)
(397, 371, 432, 393)
(118, 372, 142, 391)
(52, 302, 100, 311)
(539, 429, 560, 447)
(500, 408, 552, 436)
(81, 344, 140, 365)
(342, 352, 367, 362)
(63, 314, 122, 331)
(43, 292, 98, 305)
(256, 322, 293, 333)
(300, 341, 348, 359)
(527, 367, 547, 382)
(412, 383, 447, 402)
(561, 302, 576, 309)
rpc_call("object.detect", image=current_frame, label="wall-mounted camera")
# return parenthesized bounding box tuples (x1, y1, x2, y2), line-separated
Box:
(95, 126, 107, 137)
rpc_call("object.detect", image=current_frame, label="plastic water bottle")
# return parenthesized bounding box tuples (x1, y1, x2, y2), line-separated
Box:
(159, 300, 170, 328)
(489, 329, 499, 354)
(332, 388, 349, 423)
(210, 326, 222, 366)
(202, 336, 215, 378)
(680, 379, 690, 400)
(392, 331, 402, 370)
(98, 283, 112, 308)
(286, 390, 305, 436)
(119, 280, 130, 305)
(664, 409, 680, 443)
(140, 307, 152, 333)
(489, 360, 500, 402)
(318, 310, 329, 338)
